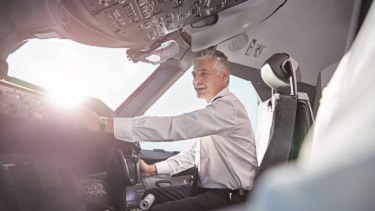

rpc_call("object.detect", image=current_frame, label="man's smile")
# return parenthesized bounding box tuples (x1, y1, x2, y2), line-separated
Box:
(194, 86, 206, 92)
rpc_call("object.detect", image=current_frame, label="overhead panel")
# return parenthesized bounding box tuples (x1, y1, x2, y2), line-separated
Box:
(80, 0, 247, 43)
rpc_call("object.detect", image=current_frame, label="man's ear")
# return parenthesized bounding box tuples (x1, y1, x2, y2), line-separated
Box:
(223, 69, 229, 83)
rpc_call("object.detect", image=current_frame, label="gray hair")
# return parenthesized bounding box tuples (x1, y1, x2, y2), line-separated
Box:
(192, 49, 230, 74)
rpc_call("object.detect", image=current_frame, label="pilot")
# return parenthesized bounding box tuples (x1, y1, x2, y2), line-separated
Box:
(80, 49, 258, 211)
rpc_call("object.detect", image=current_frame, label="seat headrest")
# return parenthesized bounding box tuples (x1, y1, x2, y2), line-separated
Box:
(261, 53, 301, 90)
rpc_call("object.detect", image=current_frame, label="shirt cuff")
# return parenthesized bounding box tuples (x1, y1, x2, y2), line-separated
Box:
(154, 161, 171, 175)
(113, 118, 135, 142)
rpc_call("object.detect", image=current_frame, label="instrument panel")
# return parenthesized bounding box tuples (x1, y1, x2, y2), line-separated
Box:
(0, 80, 144, 210)
(77, 0, 247, 43)
(0, 81, 55, 120)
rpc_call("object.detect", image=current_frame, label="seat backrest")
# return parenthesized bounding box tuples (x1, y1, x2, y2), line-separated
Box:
(290, 93, 314, 160)
(255, 53, 313, 179)
(256, 93, 298, 178)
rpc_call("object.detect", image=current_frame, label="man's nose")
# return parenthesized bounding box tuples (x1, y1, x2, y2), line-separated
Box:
(194, 74, 203, 83)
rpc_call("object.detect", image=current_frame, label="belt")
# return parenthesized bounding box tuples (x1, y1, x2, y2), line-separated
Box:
(197, 187, 249, 197)
(229, 189, 249, 196)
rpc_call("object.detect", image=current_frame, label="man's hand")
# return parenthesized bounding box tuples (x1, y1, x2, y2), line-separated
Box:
(140, 159, 157, 177)
(71, 106, 100, 133)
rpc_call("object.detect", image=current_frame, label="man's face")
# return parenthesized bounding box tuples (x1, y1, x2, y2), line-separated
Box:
(192, 57, 229, 103)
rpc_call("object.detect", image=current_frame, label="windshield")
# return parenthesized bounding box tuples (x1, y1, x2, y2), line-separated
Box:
(6, 39, 158, 110)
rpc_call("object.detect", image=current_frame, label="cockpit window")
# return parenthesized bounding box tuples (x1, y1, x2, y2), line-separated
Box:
(6, 39, 158, 110)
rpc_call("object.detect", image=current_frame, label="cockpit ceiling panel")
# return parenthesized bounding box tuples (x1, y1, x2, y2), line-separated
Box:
(73, 0, 248, 45)
(184, 0, 287, 51)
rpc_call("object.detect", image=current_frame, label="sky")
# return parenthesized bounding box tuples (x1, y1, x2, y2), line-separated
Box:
(7, 39, 157, 109)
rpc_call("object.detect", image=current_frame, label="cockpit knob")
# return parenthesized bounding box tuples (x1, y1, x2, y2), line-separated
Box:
(139, 0, 147, 7)
(144, 11, 152, 19)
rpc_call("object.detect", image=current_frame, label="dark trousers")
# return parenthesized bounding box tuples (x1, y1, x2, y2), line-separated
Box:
(142, 184, 248, 211)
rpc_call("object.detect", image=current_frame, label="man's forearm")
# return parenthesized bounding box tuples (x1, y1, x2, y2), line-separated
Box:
(104, 118, 114, 134)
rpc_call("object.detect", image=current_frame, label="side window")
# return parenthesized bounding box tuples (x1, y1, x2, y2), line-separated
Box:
(142, 67, 258, 151)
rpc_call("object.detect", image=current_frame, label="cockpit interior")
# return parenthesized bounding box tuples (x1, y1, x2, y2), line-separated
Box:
(1, 0, 374, 210)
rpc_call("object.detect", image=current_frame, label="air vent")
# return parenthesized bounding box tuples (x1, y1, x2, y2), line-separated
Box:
(228, 32, 248, 52)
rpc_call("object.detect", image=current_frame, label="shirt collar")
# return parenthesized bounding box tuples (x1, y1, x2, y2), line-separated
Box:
(209, 87, 230, 104)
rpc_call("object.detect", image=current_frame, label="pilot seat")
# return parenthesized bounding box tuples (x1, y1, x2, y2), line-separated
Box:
(255, 53, 314, 180)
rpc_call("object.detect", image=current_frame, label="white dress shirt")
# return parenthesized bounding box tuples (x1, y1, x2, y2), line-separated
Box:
(114, 87, 258, 190)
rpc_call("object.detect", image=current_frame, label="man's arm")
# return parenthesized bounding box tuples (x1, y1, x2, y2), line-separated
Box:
(103, 118, 114, 134)
(156, 141, 197, 176)
(113, 100, 237, 143)
(139, 141, 197, 177)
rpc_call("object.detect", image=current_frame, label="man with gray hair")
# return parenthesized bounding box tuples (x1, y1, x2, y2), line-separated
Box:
(81, 48, 258, 210)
